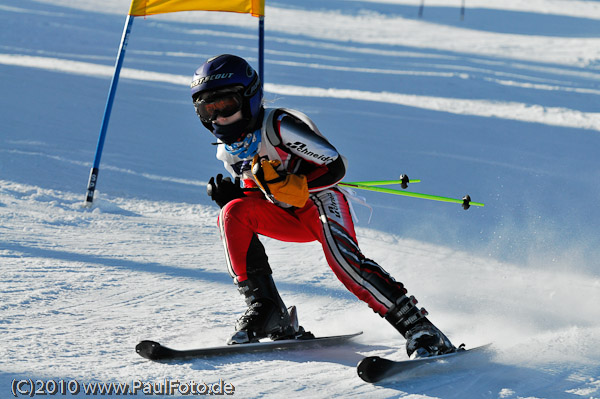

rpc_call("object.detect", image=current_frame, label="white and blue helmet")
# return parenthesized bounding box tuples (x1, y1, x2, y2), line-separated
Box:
(191, 54, 263, 144)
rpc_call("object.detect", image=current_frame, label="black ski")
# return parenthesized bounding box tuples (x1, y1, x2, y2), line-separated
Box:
(136, 331, 363, 361)
(357, 343, 492, 383)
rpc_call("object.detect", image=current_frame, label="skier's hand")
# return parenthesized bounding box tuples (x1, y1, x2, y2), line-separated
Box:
(207, 174, 245, 208)
(251, 156, 309, 208)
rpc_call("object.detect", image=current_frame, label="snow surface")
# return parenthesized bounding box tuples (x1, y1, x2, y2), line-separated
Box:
(1, 0, 600, 397)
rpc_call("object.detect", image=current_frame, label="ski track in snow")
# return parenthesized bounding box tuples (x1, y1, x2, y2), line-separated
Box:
(2, 181, 600, 398)
(2, 0, 600, 398)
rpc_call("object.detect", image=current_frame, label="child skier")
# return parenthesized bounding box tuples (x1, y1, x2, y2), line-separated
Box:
(191, 54, 456, 358)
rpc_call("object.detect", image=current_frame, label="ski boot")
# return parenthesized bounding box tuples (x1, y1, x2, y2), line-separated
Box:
(227, 274, 312, 345)
(385, 294, 456, 359)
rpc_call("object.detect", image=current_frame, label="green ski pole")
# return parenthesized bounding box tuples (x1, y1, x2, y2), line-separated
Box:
(338, 183, 483, 210)
(344, 174, 418, 189)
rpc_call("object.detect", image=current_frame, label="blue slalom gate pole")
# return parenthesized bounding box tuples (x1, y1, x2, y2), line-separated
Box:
(85, 14, 135, 205)
(258, 16, 264, 86)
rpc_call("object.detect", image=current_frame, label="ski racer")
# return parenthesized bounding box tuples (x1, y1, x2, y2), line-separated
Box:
(191, 54, 456, 358)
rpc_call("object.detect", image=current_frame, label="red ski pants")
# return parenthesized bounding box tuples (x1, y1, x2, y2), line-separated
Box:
(218, 188, 406, 316)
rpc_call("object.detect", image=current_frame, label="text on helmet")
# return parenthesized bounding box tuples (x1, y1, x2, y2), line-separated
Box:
(191, 73, 235, 88)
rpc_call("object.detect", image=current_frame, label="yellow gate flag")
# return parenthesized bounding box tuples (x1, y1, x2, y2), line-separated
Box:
(129, 0, 265, 17)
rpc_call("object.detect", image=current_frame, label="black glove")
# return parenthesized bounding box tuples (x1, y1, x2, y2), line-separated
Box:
(207, 174, 245, 208)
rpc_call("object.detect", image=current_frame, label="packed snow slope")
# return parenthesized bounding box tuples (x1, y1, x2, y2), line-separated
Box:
(1, 0, 600, 397)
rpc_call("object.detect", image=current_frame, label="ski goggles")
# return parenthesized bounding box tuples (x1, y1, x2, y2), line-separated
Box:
(194, 91, 243, 122)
